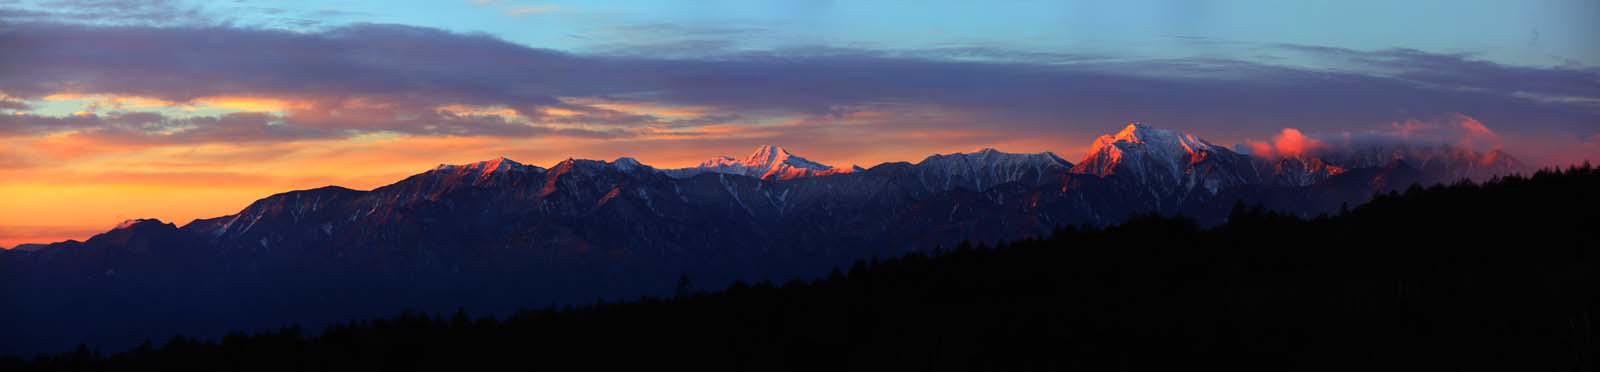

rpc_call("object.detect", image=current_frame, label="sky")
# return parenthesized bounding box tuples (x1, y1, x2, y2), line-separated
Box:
(1, 0, 1598, 246)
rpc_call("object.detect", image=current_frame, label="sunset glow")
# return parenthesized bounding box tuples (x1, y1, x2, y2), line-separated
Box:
(1, 0, 1597, 248)
(3, 3, 1599, 369)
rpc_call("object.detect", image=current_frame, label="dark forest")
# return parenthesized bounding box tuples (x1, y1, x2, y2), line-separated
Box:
(6, 165, 1596, 371)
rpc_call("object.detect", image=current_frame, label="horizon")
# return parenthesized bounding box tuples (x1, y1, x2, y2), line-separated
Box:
(0, 121, 1546, 248)
(2, 1, 1598, 246)
(2, 3, 1597, 367)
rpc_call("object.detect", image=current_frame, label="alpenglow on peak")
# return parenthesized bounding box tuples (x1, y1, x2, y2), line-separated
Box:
(664, 145, 854, 181)
(1071, 122, 1258, 194)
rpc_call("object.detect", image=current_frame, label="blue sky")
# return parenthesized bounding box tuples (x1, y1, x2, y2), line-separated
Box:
(182, 0, 1600, 68)
(9, 0, 1598, 67)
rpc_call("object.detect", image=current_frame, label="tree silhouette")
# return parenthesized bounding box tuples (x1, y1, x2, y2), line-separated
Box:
(675, 273, 693, 299)
(5, 166, 1596, 371)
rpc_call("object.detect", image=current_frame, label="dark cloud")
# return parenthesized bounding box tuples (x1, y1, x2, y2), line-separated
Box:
(0, 0, 373, 29)
(0, 111, 328, 143)
(0, 109, 630, 144)
(0, 21, 1594, 163)
(0, 99, 28, 110)
(0, 112, 105, 137)
(0, 0, 208, 27)
(1274, 44, 1600, 103)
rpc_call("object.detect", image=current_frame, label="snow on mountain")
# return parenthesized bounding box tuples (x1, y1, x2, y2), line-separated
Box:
(431, 157, 543, 182)
(1255, 156, 1348, 187)
(664, 145, 855, 181)
(1071, 123, 1259, 193)
(611, 157, 647, 172)
(911, 148, 1073, 191)
(6, 121, 1548, 356)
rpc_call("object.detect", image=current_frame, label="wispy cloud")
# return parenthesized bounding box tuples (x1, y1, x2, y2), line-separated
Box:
(506, 5, 557, 16)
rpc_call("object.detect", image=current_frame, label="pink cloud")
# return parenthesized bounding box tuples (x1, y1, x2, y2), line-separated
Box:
(1390, 119, 1435, 139)
(1381, 113, 1503, 150)
(1451, 113, 1500, 142)
(1244, 128, 1327, 158)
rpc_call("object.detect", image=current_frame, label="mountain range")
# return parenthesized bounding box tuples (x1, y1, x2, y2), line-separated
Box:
(0, 123, 1526, 355)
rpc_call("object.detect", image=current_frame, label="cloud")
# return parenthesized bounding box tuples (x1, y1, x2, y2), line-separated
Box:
(1452, 113, 1500, 142)
(1383, 113, 1503, 150)
(2, 109, 638, 154)
(0, 99, 28, 110)
(506, 5, 557, 16)
(0, 111, 110, 137)
(0, 0, 209, 26)
(1, 111, 332, 144)
(1273, 44, 1600, 106)
(0, 21, 1594, 166)
(1239, 113, 1515, 163)
(1243, 128, 1327, 159)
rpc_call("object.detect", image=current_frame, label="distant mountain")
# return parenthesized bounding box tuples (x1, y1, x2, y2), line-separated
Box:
(16, 166, 1594, 371)
(909, 148, 1072, 192)
(1071, 123, 1261, 194)
(8, 243, 49, 252)
(1318, 144, 1524, 181)
(1256, 156, 1347, 187)
(0, 122, 1533, 356)
(663, 145, 855, 180)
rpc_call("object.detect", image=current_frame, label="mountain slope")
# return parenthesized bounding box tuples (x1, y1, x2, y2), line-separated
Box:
(1071, 123, 1261, 194)
(11, 166, 1594, 371)
(663, 145, 855, 181)
(909, 148, 1072, 192)
(0, 122, 1539, 356)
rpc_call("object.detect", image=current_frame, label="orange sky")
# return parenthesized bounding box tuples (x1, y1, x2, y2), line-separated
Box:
(3, 93, 1594, 248)
(0, 95, 1087, 247)
(0, 139, 1079, 247)
(3, 93, 1593, 247)
(5, 13, 1598, 248)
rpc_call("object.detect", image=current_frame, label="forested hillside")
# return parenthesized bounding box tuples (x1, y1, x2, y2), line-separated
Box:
(6, 165, 1595, 371)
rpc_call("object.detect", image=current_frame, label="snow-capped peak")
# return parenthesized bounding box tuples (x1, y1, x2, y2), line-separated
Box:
(1072, 122, 1258, 193)
(666, 145, 852, 180)
(921, 148, 1070, 166)
(611, 157, 647, 172)
(1108, 122, 1164, 144)
(1075, 123, 1226, 177)
(737, 145, 830, 171)
(429, 157, 543, 184)
(436, 157, 529, 174)
(911, 148, 1073, 191)
(1097, 123, 1217, 155)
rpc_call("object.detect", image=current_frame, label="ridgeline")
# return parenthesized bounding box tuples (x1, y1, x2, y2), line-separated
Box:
(6, 165, 1595, 371)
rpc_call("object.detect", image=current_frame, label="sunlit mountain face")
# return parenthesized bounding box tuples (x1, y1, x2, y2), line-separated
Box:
(0, 1, 1595, 367)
